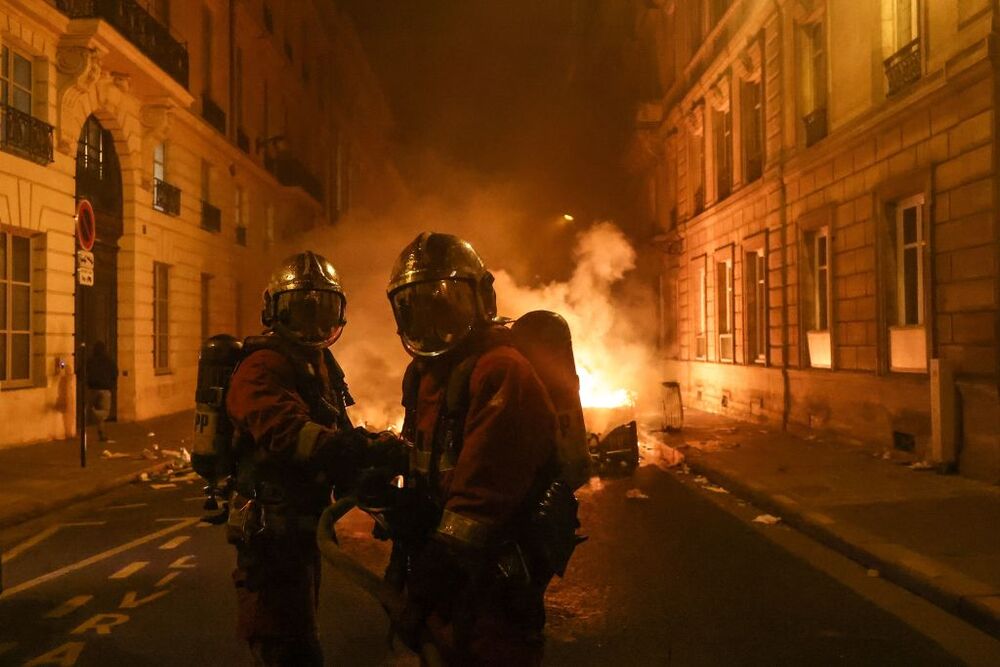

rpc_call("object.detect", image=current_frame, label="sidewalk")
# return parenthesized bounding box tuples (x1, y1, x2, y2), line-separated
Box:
(0, 410, 195, 529)
(663, 408, 1000, 638)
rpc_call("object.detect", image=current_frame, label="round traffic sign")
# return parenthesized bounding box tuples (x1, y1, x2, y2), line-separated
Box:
(76, 199, 96, 251)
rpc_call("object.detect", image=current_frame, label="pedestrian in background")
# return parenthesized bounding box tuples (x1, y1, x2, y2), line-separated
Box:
(86, 340, 116, 442)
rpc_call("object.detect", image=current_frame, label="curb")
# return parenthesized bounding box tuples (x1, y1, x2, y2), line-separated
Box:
(684, 455, 1000, 640)
(0, 461, 175, 531)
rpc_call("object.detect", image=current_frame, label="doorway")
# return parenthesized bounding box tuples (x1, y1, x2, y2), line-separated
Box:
(74, 116, 123, 421)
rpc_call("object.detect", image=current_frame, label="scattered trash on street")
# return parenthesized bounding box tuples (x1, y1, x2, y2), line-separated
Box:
(703, 484, 729, 494)
(100, 450, 130, 459)
(625, 488, 650, 500)
(138, 472, 150, 482)
(752, 514, 781, 525)
(693, 475, 709, 484)
(908, 461, 934, 471)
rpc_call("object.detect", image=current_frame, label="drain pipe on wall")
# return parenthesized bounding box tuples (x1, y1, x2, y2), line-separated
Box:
(774, 0, 792, 432)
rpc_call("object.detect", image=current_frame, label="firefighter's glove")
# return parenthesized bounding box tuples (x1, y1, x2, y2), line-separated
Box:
(365, 431, 410, 476)
(313, 426, 371, 483)
(407, 537, 473, 611)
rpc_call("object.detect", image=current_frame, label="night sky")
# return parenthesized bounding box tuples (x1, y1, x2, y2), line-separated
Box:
(338, 0, 640, 229)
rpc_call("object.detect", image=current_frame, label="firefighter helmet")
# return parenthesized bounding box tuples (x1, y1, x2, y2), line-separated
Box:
(262, 251, 347, 349)
(387, 232, 497, 358)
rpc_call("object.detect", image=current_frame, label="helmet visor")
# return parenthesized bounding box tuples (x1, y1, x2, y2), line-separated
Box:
(390, 280, 477, 356)
(276, 289, 345, 347)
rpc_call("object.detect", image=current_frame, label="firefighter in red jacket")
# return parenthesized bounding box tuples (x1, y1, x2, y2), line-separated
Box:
(226, 251, 400, 667)
(387, 233, 560, 665)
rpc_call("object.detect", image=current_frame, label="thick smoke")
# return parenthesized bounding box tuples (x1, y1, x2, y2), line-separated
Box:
(269, 175, 658, 430)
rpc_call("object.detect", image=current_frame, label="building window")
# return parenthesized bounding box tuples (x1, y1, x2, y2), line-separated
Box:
(234, 186, 247, 246)
(804, 226, 832, 368)
(741, 78, 764, 183)
(745, 248, 767, 363)
(712, 97, 732, 201)
(694, 259, 707, 360)
(153, 262, 170, 373)
(0, 46, 32, 115)
(0, 230, 33, 384)
(799, 20, 828, 146)
(200, 273, 211, 343)
(888, 195, 927, 372)
(686, 104, 705, 216)
(202, 6, 213, 97)
(716, 258, 734, 362)
(882, 0, 921, 96)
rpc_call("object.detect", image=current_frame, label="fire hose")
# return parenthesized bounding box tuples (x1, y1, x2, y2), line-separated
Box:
(316, 499, 445, 667)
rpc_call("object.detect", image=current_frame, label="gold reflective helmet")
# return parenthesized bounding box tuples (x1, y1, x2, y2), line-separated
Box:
(262, 251, 347, 349)
(387, 232, 497, 358)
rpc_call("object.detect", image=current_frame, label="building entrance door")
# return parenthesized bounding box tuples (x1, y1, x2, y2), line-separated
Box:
(74, 116, 123, 422)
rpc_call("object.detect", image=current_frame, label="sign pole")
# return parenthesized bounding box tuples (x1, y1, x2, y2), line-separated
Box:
(76, 200, 96, 468)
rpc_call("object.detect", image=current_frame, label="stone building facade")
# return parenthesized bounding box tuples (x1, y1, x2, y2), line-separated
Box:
(632, 0, 999, 482)
(0, 0, 400, 447)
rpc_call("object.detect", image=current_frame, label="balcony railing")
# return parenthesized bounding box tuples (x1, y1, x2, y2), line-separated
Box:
(1, 104, 54, 165)
(803, 106, 828, 148)
(153, 178, 181, 216)
(56, 0, 189, 88)
(884, 38, 921, 97)
(265, 152, 324, 204)
(202, 95, 226, 134)
(201, 200, 221, 232)
(235, 226, 247, 246)
(236, 127, 250, 154)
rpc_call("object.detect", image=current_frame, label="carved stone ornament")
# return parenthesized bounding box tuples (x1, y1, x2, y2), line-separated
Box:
(685, 102, 705, 137)
(140, 103, 174, 141)
(707, 75, 731, 112)
(56, 46, 102, 85)
(735, 40, 763, 83)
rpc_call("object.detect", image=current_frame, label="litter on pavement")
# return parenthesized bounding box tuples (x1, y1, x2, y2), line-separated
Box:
(752, 514, 782, 525)
(625, 488, 650, 500)
(100, 450, 131, 459)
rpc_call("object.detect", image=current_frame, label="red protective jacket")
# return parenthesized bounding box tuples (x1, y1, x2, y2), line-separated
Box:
(409, 339, 558, 548)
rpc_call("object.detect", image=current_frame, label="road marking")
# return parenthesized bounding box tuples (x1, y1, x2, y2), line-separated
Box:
(119, 589, 170, 609)
(103, 503, 148, 511)
(155, 571, 181, 587)
(0, 518, 200, 599)
(2, 522, 107, 564)
(168, 555, 197, 569)
(150, 483, 177, 490)
(109, 561, 149, 579)
(45, 595, 94, 619)
(183, 496, 207, 502)
(24, 642, 84, 666)
(71, 613, 130, 636)
(158, 535, 190, 550)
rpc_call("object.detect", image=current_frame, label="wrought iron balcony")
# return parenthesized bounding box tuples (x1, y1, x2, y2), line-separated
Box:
(1, 104, 54, 165)
(884, 38, 921, 97)
(235, 226, 247, 246)
(56, 0, 189, 88)
(803, 106, 828, 148)
(202, 95, 226, 134)
(265, 152, 324, 204)
(201, 200, 221, 232)
(153, 177, 181, 216)
(236, 127, 250, 154)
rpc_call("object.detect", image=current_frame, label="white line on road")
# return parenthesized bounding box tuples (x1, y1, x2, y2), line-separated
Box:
(45, 595, 94, 619)
(155, 571, 181, 587)
(150, 483, 177, 490)
(168, 555, 197, 569)
(158, 535, 190, 550)
(103, 503, 148, 511)
(2, 522, 107, 564)
(183, 496, 207, 502)
(109, 561, 149, 579)
(0, 518, 200, 599)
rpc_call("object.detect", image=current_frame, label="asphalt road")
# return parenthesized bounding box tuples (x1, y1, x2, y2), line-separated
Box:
(1, 458, 997, 666)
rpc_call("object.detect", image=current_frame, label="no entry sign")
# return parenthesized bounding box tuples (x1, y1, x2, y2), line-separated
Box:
(76, 199, 96, 251)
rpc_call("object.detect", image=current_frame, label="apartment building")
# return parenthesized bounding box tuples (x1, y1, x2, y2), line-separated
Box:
(0, 0, 399, 446)
(631, 0, 999, 482)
